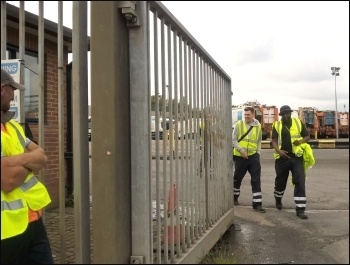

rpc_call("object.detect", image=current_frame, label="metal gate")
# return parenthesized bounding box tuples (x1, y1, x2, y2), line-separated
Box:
(1, 1, 233, 263)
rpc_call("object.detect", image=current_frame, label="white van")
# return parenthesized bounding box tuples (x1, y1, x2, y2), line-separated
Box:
(151, 116, 163, 140)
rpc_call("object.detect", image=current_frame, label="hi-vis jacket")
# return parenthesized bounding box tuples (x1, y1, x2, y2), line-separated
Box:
(232, 119, 261, 157)
(1, 120, 51, 240)
(272, 118, 304, 159)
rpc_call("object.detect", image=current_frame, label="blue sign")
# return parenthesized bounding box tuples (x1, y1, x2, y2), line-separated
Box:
(1, 62, 19, 75)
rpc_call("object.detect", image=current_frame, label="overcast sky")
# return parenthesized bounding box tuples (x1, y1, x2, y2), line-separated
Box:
(162, 1, 349, 112)
(8, 1, 349, 112)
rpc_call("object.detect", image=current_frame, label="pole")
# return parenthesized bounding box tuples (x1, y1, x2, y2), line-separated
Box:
(335, 73, 339, 139)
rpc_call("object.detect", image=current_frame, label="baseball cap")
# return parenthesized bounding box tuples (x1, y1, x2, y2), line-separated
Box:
(1, 69, 25, 91)
(279, 105, 293, 116)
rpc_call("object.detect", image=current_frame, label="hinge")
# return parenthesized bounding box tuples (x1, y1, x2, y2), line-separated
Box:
(130, 256, 144, 264)
(119, 1, 140, 27)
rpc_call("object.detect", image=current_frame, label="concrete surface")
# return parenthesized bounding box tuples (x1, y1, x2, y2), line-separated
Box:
(45, 148, 349, 264)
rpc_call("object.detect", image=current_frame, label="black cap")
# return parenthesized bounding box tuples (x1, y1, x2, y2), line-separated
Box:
(279, 105, 293, 116)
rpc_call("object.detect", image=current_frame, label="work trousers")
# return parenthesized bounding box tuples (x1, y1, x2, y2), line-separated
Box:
(1, 218, 54, 264)
(274, 156, 306, 213)
(233, 153, 262, 208)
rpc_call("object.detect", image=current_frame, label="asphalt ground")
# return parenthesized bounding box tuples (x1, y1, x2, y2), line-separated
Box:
(45, 148, 349, 264)
(211, 148, 349, 264)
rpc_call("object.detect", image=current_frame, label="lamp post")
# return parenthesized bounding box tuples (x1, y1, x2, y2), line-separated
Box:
(331, 67, 340, 139)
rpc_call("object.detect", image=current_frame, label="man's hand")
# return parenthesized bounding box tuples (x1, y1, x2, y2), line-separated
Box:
(278, 149, 290, 159)
(293, 140, 302, 146)
(241, 150, 248, 159)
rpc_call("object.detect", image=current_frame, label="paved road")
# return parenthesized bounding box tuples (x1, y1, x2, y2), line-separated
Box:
(216, 149, 349, 264)
(46, 148, 349, 264)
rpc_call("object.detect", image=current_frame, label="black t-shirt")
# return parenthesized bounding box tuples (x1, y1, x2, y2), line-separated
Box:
(271, 119, 309, 157)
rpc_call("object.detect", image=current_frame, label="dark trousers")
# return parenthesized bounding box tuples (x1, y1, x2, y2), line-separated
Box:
(1, 218, 54, 264)
(274, 156, 306, 213)
(233, 153, 262, 207)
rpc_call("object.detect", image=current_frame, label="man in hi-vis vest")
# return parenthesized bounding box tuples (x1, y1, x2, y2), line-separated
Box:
(271, 105, 310, 219)
(1, 69, 53, 264)
(232, 106, 266, 213)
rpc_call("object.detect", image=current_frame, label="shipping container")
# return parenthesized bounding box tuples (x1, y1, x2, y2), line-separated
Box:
(316, 110, 335, 138)
(315, 110, 348, 138)
(298, 107, 318, 139)
(338, 112, 349, 138)
(261, 105, 279, 139)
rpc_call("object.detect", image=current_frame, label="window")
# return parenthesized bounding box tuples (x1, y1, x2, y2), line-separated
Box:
(7, 47, 40, 123)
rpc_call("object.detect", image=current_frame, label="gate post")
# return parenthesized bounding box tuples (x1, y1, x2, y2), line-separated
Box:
(91, 2, 131, 263)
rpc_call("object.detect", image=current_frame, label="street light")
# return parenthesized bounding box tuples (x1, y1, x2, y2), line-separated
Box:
(331, 67, 340, 139)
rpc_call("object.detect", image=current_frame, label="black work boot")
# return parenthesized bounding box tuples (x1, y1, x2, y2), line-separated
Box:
(275, 198, 282, 210)
(234, 195, 239, 206)
(296, 212, 308, 219)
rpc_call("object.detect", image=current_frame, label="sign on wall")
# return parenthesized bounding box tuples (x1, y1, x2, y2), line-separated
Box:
(1, 59, 23, 123)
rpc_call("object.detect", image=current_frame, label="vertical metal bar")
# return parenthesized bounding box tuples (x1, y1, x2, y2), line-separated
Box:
(37, 0, 45, 196)
(153, 10, 161, 264)
(202, 61, 205, 232)
(210, 67, 214, 224)
(1, 1, 6, 59)
(57, 1, 66, 263)
(129, 1, 152, 264)
(203, 60, 209, 231)
(183, 40, 191, 249)
(208, 66, 212, 225)
(193, 49, 197, 241)
(188, 45, 195, 244)
(178, 34, 186, 252)
(197, 53, 201, 235)
(172, 29, 182, 257)
(72, 1, 90, 263)
(160, 17, 168, 263)
(18, 1, 25, 125)
(214, 71, 219, 219)
(166, 23, 174, 262)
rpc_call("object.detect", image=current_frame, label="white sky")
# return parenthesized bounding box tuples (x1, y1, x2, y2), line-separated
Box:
(7, 1, 349, 112)
(162, 1, 349, 112)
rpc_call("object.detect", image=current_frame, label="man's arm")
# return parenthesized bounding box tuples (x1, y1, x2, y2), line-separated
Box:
(1, 157, 30, 192)
(1, 142, 47, 192)
(233, 121, 248, 158)
(257, 125, 262, 154)
(293, 121, 311, 146)
(232, 122, 243, 152)
(271, 124, 290, 159)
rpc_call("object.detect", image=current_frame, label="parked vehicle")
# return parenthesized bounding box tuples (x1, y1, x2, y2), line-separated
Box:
(151, 116, 163, 140)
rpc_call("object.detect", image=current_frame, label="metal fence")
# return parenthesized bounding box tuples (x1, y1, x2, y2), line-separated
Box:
(146, 2, 233, 263)
(2, 1, 233, 263)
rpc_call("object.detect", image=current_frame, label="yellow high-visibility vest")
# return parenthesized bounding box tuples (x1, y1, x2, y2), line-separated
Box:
(1, 120, 51, 240)
(272, 118, 303, 159)
(232, 120, 260, 156)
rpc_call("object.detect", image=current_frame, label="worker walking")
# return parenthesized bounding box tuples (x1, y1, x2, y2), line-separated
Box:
(232, 106, 265, 212)
(271, 105, 311, 219)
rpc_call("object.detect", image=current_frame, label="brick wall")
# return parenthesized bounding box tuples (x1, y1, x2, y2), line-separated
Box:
(7, 26, 69, 209)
